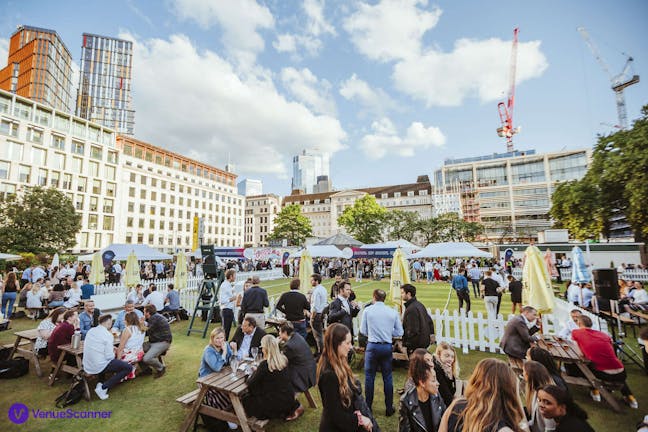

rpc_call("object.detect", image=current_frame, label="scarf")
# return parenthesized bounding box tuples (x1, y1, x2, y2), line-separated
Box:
(434, 355, 454, 380)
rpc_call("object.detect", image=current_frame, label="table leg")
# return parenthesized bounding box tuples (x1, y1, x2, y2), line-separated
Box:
(8, 336, 20, 358)
(31, 344, 42, 377)
(49, 353, 66, 386)
(231, 395, 252, 432)
(575, 363, 622, 413)
(179, 385, 209, 432)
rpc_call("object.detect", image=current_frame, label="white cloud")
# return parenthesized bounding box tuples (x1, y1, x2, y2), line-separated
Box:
(171, 0, 274, 66)
(304, 0, 336, 37)
(272, 0, 335, 57)
(339, 73, 398, 116)
(125, 33, 346, 177)
(0, 38, 8, 69)
(393, 38, 548, 106)
(281, 67, 336, 116)
(273, 34, 297, 53)
(360, 117, 445, 159)
(343, 0, 441, 62)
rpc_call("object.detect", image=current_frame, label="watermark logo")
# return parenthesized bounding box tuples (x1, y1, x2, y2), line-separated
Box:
(8, 403, 29, 425)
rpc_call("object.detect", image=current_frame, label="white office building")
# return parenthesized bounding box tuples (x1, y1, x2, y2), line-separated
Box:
(291, 149, 330, 194)
(243, 194, 281, 247)
(237, 178, 263, 197)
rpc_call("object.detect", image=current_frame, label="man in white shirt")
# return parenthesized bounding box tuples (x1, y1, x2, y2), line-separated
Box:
(142, 285, 165, 311)
(309, 274, 328, 356)
(567, 281, 581, 305)
(83, 314, 132, 400)
(558, 309, 582, 340)
(31, 265, 46, 283)
(424, 260, 434, 285)
(219, 269, 237, 340)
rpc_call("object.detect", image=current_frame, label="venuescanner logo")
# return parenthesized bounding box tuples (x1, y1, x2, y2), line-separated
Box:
(7, 402, 112, 424)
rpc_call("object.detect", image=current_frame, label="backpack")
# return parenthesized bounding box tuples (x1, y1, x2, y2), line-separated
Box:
(55, 373, 85, 407)
(0, 357, 29, 379)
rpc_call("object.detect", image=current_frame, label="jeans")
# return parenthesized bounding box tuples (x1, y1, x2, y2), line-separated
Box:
(221, 308, 234, 340)
(101, 358, 133, 390)
(291, 320, 307, 341)
(311, 313, 324, 354)
(427, 271, 433, 281)
(456, 290, 471, 313)
(1, 292, 17, 318)
(484, 296, 499, 318)
(142, 341, 171, 372)
(365, 342, 394, 412)
(471, 279, 480, 297)
(48, 300, 64, 308)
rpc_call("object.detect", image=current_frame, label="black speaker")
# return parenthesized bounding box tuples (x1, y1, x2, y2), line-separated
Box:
(201, 244, 219, 277)
(593, 268, 618, 301)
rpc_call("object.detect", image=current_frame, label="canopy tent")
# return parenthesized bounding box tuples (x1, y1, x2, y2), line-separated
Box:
(290, 245, 345, 258)
(361, 239, 420, 253)
(314, 233, 363, 248)
(0, 253, 21, 261)
(79, 244, 172, 262)
(407, 242, 492, 259)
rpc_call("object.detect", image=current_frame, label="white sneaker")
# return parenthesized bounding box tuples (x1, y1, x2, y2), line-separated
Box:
(589, 389, 601, 402)
(94, 382, 109, 400)
(227, 421, 238, 430)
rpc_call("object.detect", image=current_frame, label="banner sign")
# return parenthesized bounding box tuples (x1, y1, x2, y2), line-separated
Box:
(212, 248, 246, 259)
(350, 247, 395, 259)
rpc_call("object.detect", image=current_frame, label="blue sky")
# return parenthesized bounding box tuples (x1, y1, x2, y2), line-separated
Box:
(1, 0, 646, 195)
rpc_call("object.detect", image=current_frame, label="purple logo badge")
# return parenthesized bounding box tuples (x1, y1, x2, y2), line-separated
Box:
(8, 402, 29, 424)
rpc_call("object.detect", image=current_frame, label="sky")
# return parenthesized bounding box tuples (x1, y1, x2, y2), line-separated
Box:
(1, 0, 646, 195)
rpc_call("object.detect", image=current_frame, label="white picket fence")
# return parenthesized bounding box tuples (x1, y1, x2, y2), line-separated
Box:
(235, 268, 285, 283)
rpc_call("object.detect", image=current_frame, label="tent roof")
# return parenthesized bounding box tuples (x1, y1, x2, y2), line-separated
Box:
(314, 233, 363, 247)
(0, 253, 21, 261)
(78, 244, 172, 262)
(408, 242, 492, 259)
(290, 245, 345, 258)
(361, 239, 419, 250)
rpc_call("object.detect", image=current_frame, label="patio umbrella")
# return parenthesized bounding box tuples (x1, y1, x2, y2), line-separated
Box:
(543, 248, 559, 279)
(88, 252, 105, 285)
(51, 253, 60, 269)
(390, 247, 411, 303)
(174, 252, 188, 290)
(522, 245, 554, 314)
(124, 251, 141, 287)
(298, 248, 313, 293)
(571, 246, 591, 283)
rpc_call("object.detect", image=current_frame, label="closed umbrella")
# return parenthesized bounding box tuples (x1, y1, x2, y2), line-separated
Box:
(571, 246, 591, 283)
(89, 252, 105, 285)
(124, 251, 140, 287)
(51, 253, 60, 269)
(543, 248, 559, 279)
(522, 245, 554, 314)
(390, 247, 411, 303)
(174, 252, 188, 290)
(298, 249, 313, 293)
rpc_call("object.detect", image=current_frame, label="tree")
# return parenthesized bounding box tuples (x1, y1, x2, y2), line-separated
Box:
(416, 217, 442, 244)
(268, 204, 312, 246)
(436, 212, 464, 241)
(337, 195, 387, 244)
(384, 210, 419, 241)
(549, 180, 603, 240)
(461, 221, 485, 241)
(0, 187, 81, 254)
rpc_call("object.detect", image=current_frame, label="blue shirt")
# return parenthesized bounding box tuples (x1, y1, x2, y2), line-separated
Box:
(451, 274, 468, 291)
(311, 284, 328, 314)
(21, 268, 32, 281)
(199, 344, 232, 377)
(112, 308, 144, 332)
(80, 283, 95, 300)
(165, 290, 180, 310)
(238, 330, 255, 360)
(360, 301, 403, 343)
(79, 311, 94, 339)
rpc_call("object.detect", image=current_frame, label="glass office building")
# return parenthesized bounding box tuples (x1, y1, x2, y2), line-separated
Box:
(291, 149, 330, 194)
(76, 33, 135, 135)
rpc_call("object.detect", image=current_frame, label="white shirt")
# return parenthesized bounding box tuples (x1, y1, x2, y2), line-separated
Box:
(311, 284, 327, 314)
(83, 326, 115, 374)
(633, 289, 648, 304)
(143, 291, 165, 310)
(219, 280, 235, 310)
(567, 284, 581, 304)
(31, 267, 46, 282)
(425, 262, 434, 272)
(558, 318, 579, 340)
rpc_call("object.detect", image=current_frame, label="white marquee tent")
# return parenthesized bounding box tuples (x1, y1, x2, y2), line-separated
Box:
(290, 245, 346, 258)
(361, 239, 420, 252)
(408, 242, 492, 259)
(0, 253, 21, 261)
(78, 244, 173, 262)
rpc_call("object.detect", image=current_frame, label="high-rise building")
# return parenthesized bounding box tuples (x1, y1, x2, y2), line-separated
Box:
(237, 178, 263, 196)
(291, 149, 330, 194)
(244, 194, 282, 247)
(0, 25, 74, 112)
(76, 33, 135, 135)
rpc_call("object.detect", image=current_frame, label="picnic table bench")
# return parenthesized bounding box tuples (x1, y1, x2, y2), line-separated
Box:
(6, 329, 43, 377)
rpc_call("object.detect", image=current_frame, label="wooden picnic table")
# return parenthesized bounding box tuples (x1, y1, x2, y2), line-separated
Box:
(536, 335, 623, 413)
(178, 365, 268, 432)
(48, 336, 120, 388)
(7, 329, 43, 377)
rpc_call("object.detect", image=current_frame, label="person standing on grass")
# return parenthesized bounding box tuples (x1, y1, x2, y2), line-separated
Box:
(451, 268, 471, 314)
(276, 278, 311, 340)
(480, 270, 501, 319)
(328, 280, 360, 340)
(219, 269, 236, 340)
(240, 275, 269, 329)
(507, 275, 523, 315)
(401, 284, 435, 355)
(500, 306, 540, 360)
(468, 264, 481, 297)
(310, 274, 328, 356)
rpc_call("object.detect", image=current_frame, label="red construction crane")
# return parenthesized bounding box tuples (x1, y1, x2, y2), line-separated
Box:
(497, 27, 519, 152)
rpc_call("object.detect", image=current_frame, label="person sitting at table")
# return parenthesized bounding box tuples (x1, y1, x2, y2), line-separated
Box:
(278, 321, 317, 396)
(523, 361, 556, 432)
(63, 281, 82, 308)
(571, 315, 638, 408)
(79, 300, 101, 340)
(499, 306, 540, 360)
(48, 310, 79, 367)
(34, 307, 66, 357)
(433, 342, 461, 407)
(26, 282, 43, 319)
(112, 300, 144, 332)
(139, 305, 172, 379)
(161, 283, 181, 313)
(537, 385, 594, 432)
(557, 309, 582, 341)
(399, 356, 446, 432)
(526, 346, 569, 394)
(116, 311, 146, 380)
(142, 285, 165, 311)
(127, 284, 145, 305)
(84, 314, 133, 400)
(243, 334, 303, 421)
(38, 279, 51, 302)
(230, 316, 266, 360)
(48, 283, 66, 308)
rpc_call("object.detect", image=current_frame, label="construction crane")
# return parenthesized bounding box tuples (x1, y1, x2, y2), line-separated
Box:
(497, 27, 520, 152)
(578, 27, 640, 130)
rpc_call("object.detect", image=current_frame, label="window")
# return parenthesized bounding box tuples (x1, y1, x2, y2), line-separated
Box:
(72, 120, 86, 138)
(88, 215, 98, 230)
(62, 173, 72, 190)
(70, 157, 82, 173)
(0, 119, 18, 137)
(35, 168, 46, 186)
(107, 151, 118, 164)
(129, 187, 135, 197)
(27, 127, 43, 144)
(90, 146, 102, 160)
(0, 161, 9, 179)
(54, 114, 70, 132)
(105, 165, 116, 181)
(139, 204, 145, 213)
(511, 161, 545, 184)
(92, 179, 101, 194)
(103, 216, 114, 230)
(140, 175, 146, 185)
(89, 126, 101, 143)
(51, 134, 65, 150)
(106, 182, 115, 197)
(145, 152, 153, 162)
(128, 202, 134, 212)
(89, 197, 98, 212)
(75, 195, 84, 211)
(72, 141, 84, 155)
(31, 147, 46, 165)
(89, 161, 99, 177)
(13, 101, 31, 119)
(140, 189, 146, 199)
(0, 183, 16, 200)
(394, 192, 401, 198)
(18, 165, 31, 183)
(0, 94, 10, 113)
(50, 171, 60, 187)
(134, 147, 143, 159)
(35, 108, 51, 126)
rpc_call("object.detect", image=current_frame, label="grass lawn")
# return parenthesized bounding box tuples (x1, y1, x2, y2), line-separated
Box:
(0, 277, 645, 431)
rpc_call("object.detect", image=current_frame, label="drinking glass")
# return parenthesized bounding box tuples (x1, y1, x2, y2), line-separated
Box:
(230, 357, 239, 380)
(250, 347, 258, 364)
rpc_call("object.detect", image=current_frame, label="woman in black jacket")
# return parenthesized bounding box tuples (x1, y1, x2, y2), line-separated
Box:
(433, 342, 460, 407)
(399, 351, 446, 432)
(537, 385, 594, 432)
(243, 335, 302, 421)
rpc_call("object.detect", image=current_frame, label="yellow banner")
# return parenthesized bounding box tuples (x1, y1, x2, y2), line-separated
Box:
(192, 216, 199, 251)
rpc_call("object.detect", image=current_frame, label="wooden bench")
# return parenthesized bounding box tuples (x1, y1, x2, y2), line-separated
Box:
(8, 329, 43, 377)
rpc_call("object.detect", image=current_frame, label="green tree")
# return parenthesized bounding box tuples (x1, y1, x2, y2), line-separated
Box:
(268, 203, 312, 246)
(337, 195, 387, 244)
(0, 187, 81, 254)
(461, 220, 485, 241)
(384, 210, 419, 241)
(436, 212, 464, 241)
(549, 180, 603, 240)
(416, 217, 442, 244)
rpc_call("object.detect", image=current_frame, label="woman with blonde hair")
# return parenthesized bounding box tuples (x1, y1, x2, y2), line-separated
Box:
(440, 358, 526, 432)
(318, 323, 376, 431)
(243, 334, 302, 421)
(523, 361, 555, 432)
(26, 282, 43, 318)
(434, 342, 461, 407)
(116, 311, 146, 380)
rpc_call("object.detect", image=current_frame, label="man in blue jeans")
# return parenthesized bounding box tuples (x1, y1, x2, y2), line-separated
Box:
(359, 289, 404, 416)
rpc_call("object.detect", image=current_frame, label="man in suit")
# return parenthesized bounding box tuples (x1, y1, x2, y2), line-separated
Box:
(327, 280, 360, 338)
(500, 306, 540, 359)
(279, 321, 316, 394)
(230, 316, 266, 360)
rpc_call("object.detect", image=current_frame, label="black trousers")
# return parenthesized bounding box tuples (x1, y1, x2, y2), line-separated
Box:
(221, 308, 234, 340)
(456, 290, 471, 313)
